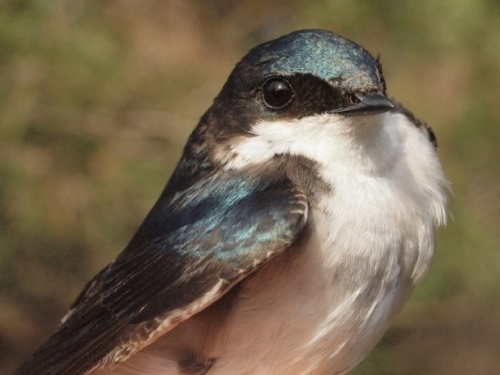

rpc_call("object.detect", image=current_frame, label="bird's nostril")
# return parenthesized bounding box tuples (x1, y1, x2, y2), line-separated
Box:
(349, 94, 360, 105)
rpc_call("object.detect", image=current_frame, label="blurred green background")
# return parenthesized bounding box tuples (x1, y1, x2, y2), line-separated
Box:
(1, 0, 499, 374)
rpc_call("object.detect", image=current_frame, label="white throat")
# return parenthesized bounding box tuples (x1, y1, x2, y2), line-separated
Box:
(224, 113, 399, 177)
(218, 110, 448, 229)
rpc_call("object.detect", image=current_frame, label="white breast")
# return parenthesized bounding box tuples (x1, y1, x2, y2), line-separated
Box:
(102, 111, 448, 375)
(209, 111, 447, 374)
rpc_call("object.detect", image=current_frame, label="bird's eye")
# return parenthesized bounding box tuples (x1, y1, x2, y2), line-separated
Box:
(262, 78, 294, 109)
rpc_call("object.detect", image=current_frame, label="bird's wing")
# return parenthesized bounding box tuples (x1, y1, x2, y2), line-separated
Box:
(16, 171, 309, 375)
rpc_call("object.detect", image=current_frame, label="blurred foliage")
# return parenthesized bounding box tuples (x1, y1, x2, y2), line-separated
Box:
(0, 0, 499, 374)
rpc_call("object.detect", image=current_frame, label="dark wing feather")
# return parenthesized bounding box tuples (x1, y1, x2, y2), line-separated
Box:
(15, 171, 308, 375)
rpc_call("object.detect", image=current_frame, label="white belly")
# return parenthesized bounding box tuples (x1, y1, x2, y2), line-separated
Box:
(101, 112, 447, 375)
(189, 183, 424, 375)
(103, 181, 430, 375)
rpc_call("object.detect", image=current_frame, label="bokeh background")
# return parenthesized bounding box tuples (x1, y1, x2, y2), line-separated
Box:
(1, 1, 499, 374)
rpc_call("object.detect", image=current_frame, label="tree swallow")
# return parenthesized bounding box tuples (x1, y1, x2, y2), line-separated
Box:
(16, 29, 448, 375)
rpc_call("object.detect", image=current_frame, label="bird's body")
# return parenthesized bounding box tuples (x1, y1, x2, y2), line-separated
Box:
(16, 30, 447, 375)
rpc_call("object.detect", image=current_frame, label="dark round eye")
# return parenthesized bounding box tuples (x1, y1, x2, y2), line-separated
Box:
(262, 78, 294, 109)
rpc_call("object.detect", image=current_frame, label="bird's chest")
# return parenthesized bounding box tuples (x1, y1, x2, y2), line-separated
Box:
(228, 174, 425, 374)
(125, 174, 430, 375)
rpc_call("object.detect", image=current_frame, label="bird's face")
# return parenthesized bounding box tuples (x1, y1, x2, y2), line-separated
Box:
(205, 29, 397, 175)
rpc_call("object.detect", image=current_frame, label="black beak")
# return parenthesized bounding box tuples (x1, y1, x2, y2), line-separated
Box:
(331, 92, 395, 116)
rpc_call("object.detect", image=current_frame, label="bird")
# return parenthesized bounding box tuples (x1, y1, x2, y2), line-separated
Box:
(15, 29, 448, 375)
